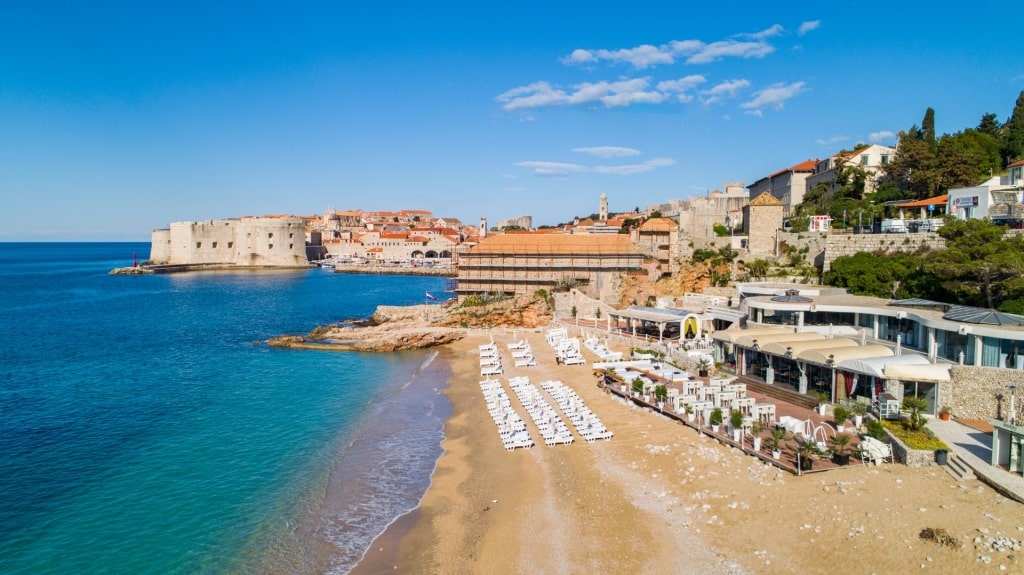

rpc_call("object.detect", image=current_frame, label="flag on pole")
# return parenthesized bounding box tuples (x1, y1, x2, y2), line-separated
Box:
(425, 291, 439, 301)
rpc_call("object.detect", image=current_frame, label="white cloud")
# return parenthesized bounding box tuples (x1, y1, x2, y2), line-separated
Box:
(869, 130, 897, 143)
(568, 78, 666, 107)
(593, 158, 675, 175)
(744, 109, 764, 118)
(656, 74, 706, 92)
(815, 135, 850, 146)
(700, 79, 750, 105)
(685, 40, 774, 64)
(496, 81, 569, 110)
(798, 20, 821, 36)
(572, 146, 642, 158)
(740, 81, 806, 112)
(515, 161, 587, 177)
(747, 24, 784, 40)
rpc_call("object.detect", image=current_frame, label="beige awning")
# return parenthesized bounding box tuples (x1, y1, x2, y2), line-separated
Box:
(711, 326, 791, 343)
(733, 331, 823, 349)
(883, 363, 952, 383)
(760, 337, 859, 358)
(800, 344, 894, 366)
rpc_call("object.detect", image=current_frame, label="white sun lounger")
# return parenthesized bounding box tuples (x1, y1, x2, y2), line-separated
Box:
(515, 356, 536, 368)
(481, 365, 503, 376)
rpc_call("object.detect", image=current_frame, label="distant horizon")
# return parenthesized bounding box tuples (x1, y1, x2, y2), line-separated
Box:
(3, 2, 1022, 241)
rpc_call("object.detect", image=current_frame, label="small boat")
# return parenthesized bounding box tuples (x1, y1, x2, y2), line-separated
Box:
(318, 260, 336, 270)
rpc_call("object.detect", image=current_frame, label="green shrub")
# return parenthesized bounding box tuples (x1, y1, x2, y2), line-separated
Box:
(865, 419, 888, 441)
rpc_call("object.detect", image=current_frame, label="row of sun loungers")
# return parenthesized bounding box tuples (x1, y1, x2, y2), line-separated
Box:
(539, 379, 613, 441)
(508, 376, 574, 446)
(480, 342, 503, 376)
(481, 378, 534, 451)
(507, 340, 537, 368)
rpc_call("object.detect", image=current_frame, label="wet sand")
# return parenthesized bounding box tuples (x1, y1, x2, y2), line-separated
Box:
(351, 330, 1023, 574)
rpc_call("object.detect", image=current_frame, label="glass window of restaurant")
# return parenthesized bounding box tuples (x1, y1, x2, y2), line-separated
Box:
(902, 380, 937, 414)
(979, 336, 1024, 368)
(719, 342, 737, 374)
(773, 356, 800, 390)
(858, 313, 874, 330)
(760, 308, 800, 326)
(806, 363, 832, 398)
(804, 311, 855, 327)
(878, 315, 922, 349)
(745, 349, 768, 380)
(935, 329, 973, 364)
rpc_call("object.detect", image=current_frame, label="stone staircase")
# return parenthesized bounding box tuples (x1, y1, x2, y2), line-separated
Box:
(942, 455, 976, 482)
(740, 378, 819, 411)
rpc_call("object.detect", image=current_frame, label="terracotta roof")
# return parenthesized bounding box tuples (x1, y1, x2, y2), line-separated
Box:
(747, 191, 784, 207)
(1009, 159, 1024, 168)
(469, 233, 639, 255)
(766, 159, 816, 179)
(899, 195, 948, 208)
(639, 217, 677, 232)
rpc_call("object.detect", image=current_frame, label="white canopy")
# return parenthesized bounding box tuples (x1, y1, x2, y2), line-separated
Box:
(837, 354, 930, 378)
(733, 331, 823, 349)
(760, 337, 858, 357)
(883, 363, 952, 383)
(711, 326, 791, 343)
(800, 344, 893, 366)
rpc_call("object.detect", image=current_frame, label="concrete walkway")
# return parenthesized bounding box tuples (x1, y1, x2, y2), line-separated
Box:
(928, 417, 1024, 504)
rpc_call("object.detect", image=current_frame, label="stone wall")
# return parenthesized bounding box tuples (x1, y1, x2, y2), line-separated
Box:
(887, 430, 939, 468)
(149, 217, 308, 267)
(821, 232, 946, 272)
(944, 366, 1024, 423)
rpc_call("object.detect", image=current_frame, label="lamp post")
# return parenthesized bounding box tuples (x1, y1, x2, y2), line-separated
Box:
(870, 201, 876, 232)
(1010, 385, 1018, 426)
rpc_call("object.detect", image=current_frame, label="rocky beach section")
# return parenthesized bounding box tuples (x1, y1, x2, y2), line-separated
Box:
(267, 293, 553, 352)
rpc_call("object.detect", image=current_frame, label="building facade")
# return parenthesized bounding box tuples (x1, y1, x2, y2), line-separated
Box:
(150, 217, 308, 267)
(747, 159, 816, 217)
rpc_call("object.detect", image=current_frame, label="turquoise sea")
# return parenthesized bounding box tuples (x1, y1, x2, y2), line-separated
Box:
(0, 243, 452, 574)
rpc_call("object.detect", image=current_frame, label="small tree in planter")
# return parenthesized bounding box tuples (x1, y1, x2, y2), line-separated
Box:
(766, 428, 790, 459)
(654, 384, 668, 410)
(750, 419, 767, 452)
(730, 409, 745, 443)
(709, 407, 724, 433)
(631, 377, 644, 397)
(683, 403, 695, 422)
(938, 405, 952, 421)
(792, 436, 819, 471)
(812, 390, 830, 415)
(697, 358, 711, 377)
(830, 432, 854, 465)
(850, 402, 867, 428)
(832, 406, 850, 433)
(902, 395, 929, 431)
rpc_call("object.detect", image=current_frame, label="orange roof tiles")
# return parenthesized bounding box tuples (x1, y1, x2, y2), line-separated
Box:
(639, 217, 676, 232)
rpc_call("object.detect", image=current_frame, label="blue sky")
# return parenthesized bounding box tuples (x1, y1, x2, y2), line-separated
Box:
(2, 1, 1022, 241)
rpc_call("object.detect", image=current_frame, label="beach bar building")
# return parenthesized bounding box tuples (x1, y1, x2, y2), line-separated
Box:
(710, 283, 1024, 423)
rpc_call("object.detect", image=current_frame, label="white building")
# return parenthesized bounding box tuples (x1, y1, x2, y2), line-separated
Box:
(150, 217, 308, 267)
(747, 159, 816, 217)
(806, 144, 896, 198)
(947, 174, 1024, 222)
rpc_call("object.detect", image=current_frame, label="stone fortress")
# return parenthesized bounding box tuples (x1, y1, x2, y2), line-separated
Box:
(149, 216, 308, 267)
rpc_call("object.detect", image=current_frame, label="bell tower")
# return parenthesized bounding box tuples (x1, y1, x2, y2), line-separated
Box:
(599, 193, 608, 221)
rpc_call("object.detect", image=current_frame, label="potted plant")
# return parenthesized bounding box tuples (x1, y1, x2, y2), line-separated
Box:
(750, 419, 766, 452)
(938, 405, 952, 421)
(832, 406, 850, 433)
(684, 403, 695, 422)
(630, 377, 644, 397)
(792, 436, 818, 471)
(730, 409, 745, 443)
(766, 428, 789, 459)
(813, 390, 830, 416)
(850, 402, 867, 428)
(830, 432, 853, 465)
(655, 384, 668, 411)
(709, 407, 723, 433)
(697, 358, 711, 377)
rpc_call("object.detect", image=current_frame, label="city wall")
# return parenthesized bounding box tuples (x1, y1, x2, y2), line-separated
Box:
(149, 217, 308, 267)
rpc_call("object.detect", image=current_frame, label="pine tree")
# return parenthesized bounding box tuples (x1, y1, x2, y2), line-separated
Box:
(1002, 90, 1024, 165)
(977, 113, 1001, 138)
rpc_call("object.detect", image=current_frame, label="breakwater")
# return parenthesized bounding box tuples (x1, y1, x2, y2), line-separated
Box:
(332, 265, 453, 277)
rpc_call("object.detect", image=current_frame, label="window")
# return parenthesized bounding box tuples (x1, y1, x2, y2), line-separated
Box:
(196, 242, 202, 249)
(881, 155, 890, 164)
(212, 242, 218, 248)
(268, 232, 274, 239)
(227, 242, 233, 249)
(269, 244, 274, 249)
(289, 233, 293, 238)
(289, 244, 293, 249)
(860, 154, 869, 165)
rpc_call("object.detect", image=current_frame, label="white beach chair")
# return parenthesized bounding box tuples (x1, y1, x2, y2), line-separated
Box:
(515, 356, 536, 368)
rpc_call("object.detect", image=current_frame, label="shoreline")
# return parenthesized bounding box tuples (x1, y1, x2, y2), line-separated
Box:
(346, 327, 1023, 574)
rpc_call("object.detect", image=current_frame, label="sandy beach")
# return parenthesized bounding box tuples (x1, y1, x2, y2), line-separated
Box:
(351, 330, 1022, 574)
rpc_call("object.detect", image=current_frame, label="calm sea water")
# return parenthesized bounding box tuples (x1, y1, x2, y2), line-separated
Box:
(0, 243, 452, 574)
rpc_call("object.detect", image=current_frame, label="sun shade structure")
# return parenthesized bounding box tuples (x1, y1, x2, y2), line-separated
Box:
(800, 344, 893, 366)
(759, 337, 859, 358)
(733, 331, 824, 349)
(883, 363, 952, 383)
(711, 326, 792, 343)
(837, 354, 931, 378)
(942, 305, 1024, 326)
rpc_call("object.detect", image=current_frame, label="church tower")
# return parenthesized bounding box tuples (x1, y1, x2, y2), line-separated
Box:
(480, 216, 487, 240)
(599, 193, 608, 221)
